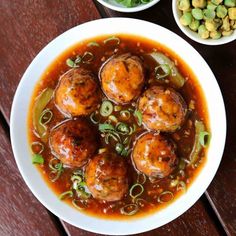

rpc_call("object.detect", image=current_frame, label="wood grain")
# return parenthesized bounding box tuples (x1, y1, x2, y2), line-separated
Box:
(0, 118, 63, 236)
(0, 0, 235, 235)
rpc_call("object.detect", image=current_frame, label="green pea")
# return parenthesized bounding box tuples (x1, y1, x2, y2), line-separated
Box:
(207, 2, 217, 11)
(203, 8, 216, 19)
(198, 24, 210, 38)
(189, 19, 200, 31)
(192, 8, 204, 20)
(210, 31, 222, 39)
(211, 0, 223, 5)
(178, 0, 191, 11)
(224, 0, 236, 7)
(216, 5, 228, 18)
(228, 7, 236, 19)
(180, 12, 193, 26)
(192, 0, 207, 8)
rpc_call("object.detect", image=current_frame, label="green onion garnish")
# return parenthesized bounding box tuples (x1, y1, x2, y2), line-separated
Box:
(72, 199, 87, 210)
(99, 123, 115, 132)
(108, 115, 118, 123)
(90, 112, 100, 124)
(59, 190, 73, 200)
(66, 58, 77, 68)
(116, 122, 129, 134)
(82, 51, 94, 64)
(31, 141, 44, 154)
(134, 110, 142, 126)
(157, 191, 174, 203)
(199, 131, 211, 148)
(87, 41, 100, 47)
(120, 110, 131, 119)
(103, 36, 120, 45)
(39, 108, 53, 126)
(177, 181, 187, 192)
(48, 158, 63, 182)
(137, 173, 146, 185)
(115, 143, 124, 154)
(120, 204, 139, 216)
(32, 154, 44, 164)
(100, 100, 113, 117)
(154, 64, 171, 80)
(129, 183, 144, 199)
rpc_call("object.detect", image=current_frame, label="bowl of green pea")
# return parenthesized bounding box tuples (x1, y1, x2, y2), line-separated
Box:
(173, 0, 236, 45)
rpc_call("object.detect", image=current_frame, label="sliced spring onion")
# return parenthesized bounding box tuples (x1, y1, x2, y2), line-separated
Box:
(188, 120, 205, 166)
(170, 179, 179, 188)
(199, 131, 211, 148)
(32, 154, 44, 164)
(49, 158, 63, 182)
(177, 181, 187, 192)
(32, 88, 53, 142)
(72, 199, 87, 210)
(114, 105, 122, 112)
(157, 191, 174, 203)
(154, 64, 171, 80)
(103, 36, 120, 45)
(120, 146, 131, 157)
(59, 190, 73, 200)
(74, 56, 82, 64)
(134, 110, 142, 126)
(129, 124, 137, 135)
(87, 41, 100, 47)
(137, 173, 147, 185)
(90, 112, 100, 124)
(66, 58, 77, 68)
(98, 148, 107, 154)
(76, 187, 91, 199)
(31, 142, 44, 154)
(39, 108, 53, 126)
(149, 52, 185, 89)
(116, 122, 129, 134)
(115, 143, 124, 154)
(108, 115, 118, 123)
(120, 203, 139, 216)
(123, 136, 130, 145)
(100, 100, 113, 117)
(82, 51, 94, 64)
(71, 175, 82, 183)
(120, 110, 131, 119)
(99, 123, 115, 132)
(135, 198, 147, 207)
(129, 183, 144, 199)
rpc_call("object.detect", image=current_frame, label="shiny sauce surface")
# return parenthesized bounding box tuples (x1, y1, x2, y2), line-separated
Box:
(28, 34, 209, 219)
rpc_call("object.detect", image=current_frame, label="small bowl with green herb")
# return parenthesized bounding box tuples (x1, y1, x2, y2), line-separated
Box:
(173, 0, 236, 45)
(96, 0, 160, 12)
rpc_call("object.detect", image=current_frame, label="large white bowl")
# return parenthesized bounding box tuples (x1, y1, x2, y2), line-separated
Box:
(10, 18, 226, 235)
(96, 0, 160, 12)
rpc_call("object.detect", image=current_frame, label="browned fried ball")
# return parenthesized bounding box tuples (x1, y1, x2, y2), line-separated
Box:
(138, 86, 187, 132)
(132, 132, 177, 178)
(55, 68, 101, 117)
(49, 119, 98, 168)
(100, 53, 145, 104)
(85, 153, 128, 201)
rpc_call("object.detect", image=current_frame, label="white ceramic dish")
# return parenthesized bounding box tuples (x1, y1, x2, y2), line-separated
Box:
(172, 0, 236, 45)
(96, 0, 160, 12)
(10, 18, 226, 235)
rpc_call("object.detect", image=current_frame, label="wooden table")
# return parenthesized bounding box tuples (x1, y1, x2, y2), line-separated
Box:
(0, 1, 235, 235)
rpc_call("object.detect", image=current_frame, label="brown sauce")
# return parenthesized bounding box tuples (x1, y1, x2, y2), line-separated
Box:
(28, 34, 209, 219)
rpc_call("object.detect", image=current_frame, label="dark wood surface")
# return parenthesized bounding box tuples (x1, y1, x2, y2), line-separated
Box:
(0, 0, 235, 235)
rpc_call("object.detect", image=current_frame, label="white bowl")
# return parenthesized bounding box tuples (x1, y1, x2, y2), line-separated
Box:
(96, 0, 160, 12)
(172, 0, 236, 45)
(10, 18, 226, 235)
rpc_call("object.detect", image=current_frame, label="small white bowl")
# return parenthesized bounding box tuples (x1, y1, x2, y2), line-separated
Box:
(172, 0, 236, 45)
(96, 0, 160, 12)
(10, 18, 226, 235)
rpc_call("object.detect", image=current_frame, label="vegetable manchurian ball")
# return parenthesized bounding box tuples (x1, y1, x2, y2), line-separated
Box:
(132, 132, 178, 178)
(138, 86, 187, 132)
(55, 68, 101, 117)
(85, 153, 128, 201)
(49, 119, 98, 168)
(100, 53, 145, 104)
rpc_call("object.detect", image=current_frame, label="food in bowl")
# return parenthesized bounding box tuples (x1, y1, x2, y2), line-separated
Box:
(177, 0, 236, 39)
(114, 0, 153, 7)
(28, 34, 210, 218)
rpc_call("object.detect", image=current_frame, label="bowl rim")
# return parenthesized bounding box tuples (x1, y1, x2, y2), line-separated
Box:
(10, 17, 226, 235)
(172, 0, 236, 45)
(96, 0, 160, 12)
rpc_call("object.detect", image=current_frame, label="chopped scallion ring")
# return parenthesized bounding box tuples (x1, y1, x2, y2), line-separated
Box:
(59, 190, 73, 200)
(199, 131, 211, 148)
(137, 173, 146, 185)
(129, 183, 144, 199)
(98, 148, 107, 154)
(87, 41, 100, 47)
(157, 191, 174, 203)
(103, 36, 120, 45)
(120, 203, 139, 216)
(100, 100, 113, 117)
(115, 143, 124, 154)
(32, 154, 44, 164)
(154, 64, 171, 80)
(31, 141, 44, 154)
(134, 110, 142, 126)
(39, 109, 53, 126)
(90, 112, 100, 124)
(72, 199, 87, 210)
(120, 110, 131, 119)
(82, 51, 94, 64)
(177, 181, 187, 192)
(108, 115, 118, 123)
(116, 122, 129, 134)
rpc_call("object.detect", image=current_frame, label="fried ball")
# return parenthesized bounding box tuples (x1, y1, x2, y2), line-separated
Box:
(55, 68, 101, 117)
(49, 119, 98, 168)
(138, 86, 187, 132)
(85, 153, 128, 201)
(132, 132, 177, 178)
(100, 53, 145, 104)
